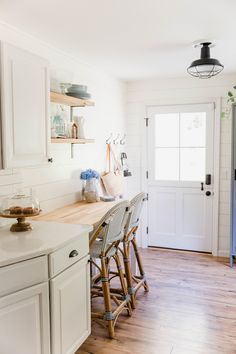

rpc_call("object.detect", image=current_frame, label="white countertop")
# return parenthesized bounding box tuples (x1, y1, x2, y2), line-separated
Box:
(0, 221, 92, 267)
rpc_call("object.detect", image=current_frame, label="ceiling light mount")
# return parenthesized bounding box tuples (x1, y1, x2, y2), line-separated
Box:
(187, 41, 224, 79)
(192, 39, 216, 49)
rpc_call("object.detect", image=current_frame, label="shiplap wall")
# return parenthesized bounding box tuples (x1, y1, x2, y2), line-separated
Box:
(0, 22, 126, 216)
(126, 74, 236, 256)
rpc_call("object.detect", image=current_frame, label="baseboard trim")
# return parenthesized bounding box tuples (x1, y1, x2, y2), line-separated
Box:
(218, 250, 230, 257)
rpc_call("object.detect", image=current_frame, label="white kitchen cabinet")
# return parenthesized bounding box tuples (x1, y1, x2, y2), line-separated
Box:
(0, 222, 91, 354)
(0, 42, 50, 168)
(50, 255, 91, 354)
(0, 282, 50, 354)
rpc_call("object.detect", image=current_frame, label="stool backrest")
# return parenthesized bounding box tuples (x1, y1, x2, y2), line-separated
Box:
(125, 192, 146, 234)
(90, 200, 130, 253)
(105, 201, 129, 244)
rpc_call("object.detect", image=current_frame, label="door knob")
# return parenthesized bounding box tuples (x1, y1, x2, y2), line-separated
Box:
(205, 191, 211, 196)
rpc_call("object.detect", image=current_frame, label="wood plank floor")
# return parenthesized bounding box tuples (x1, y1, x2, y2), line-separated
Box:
(77, 248, 236, 354)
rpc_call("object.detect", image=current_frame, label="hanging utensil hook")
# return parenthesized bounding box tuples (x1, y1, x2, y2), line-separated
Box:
(113, 133, 120, 145)
(120, 134, 126, 145)
(106, 133, 113, 144)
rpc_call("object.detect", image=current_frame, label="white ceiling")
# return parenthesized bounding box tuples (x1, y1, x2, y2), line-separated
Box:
(0, 0, 235, 80)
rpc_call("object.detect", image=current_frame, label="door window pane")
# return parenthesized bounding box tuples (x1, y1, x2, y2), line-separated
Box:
(180, 112, 206, 147)
(154, 109, 207, 182)
(155, 113, 179, 147)
(180, 148, 205, 181)
(155, 148, 179, 180)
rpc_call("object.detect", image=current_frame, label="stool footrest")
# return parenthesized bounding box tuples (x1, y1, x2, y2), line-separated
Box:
(128, 287, 135, 295)
(104, 311, 115, 321)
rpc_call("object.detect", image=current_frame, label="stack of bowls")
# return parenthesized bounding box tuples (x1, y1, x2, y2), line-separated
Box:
(66, 84, 91, 99)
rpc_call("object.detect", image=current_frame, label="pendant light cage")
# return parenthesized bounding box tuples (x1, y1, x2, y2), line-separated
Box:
(187, 42, 224, 79)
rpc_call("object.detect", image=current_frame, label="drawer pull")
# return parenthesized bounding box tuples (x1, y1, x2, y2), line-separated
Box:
(69, 249, 79, 258)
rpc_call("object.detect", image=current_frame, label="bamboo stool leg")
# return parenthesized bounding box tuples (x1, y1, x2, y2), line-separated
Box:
(100, 256, 115, 338)
(123, 240, 136, 309)
(132, 231, 149, 292)
(113, 253, 132, 316)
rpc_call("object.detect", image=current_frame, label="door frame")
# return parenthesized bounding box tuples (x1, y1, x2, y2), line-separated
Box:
(140, 98, 221, 256)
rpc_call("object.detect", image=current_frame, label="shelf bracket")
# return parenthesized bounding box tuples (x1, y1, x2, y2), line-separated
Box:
(71, 143, 74, 159)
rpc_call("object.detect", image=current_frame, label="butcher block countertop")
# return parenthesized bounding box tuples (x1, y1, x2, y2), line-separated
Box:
(36, 200, 119, 226)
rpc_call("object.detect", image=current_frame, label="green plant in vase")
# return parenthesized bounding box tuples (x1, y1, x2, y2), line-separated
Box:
(221, 86, 236, 119)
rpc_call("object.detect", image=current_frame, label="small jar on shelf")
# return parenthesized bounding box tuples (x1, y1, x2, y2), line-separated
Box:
(71, 122, 78, 139)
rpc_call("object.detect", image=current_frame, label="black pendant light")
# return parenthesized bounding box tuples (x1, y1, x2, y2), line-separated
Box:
(187, 42, 224, 79)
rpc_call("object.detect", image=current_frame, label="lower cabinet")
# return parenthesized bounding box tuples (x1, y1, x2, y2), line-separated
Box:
(0, 232, 91, 354)
(0, 282, 50, 354)
(50, 255, 91, 354)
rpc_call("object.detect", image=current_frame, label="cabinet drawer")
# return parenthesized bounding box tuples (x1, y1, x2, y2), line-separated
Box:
(49, 235, 89, 277)
(0, 256, 48, 297)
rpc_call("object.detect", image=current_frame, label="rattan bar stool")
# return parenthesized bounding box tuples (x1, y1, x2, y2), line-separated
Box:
(121, 192, 149, 309)
(89, 200, 132, 338)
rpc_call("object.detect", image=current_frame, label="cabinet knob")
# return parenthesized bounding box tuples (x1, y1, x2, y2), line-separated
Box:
(205, 191, 211, 196)
(69, 249, 79, 258)
(48, 158, 53, 163)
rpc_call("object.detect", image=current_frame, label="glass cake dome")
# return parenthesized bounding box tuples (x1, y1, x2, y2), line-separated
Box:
(1, 189, 40, 216)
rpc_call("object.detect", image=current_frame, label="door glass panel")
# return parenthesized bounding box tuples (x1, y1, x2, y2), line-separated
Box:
(155, 148, 179, 180)
(180, 112, 206, 147)
(154, 109, 207, 182)
(180, 148, 205, 181)
(155, 114, 179, 147)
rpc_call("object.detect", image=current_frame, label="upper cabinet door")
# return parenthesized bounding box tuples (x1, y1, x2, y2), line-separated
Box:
(0, 42, 50, 168)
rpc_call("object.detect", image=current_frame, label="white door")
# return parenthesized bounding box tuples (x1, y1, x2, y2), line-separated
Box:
(147, 104, 214, 252)
(50, 255, 91, 354)
(0, 282, 50, 354)
(0, 42, 50, 168)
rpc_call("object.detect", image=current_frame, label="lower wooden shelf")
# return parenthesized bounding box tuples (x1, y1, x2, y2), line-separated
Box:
(51, 138, 95, 144)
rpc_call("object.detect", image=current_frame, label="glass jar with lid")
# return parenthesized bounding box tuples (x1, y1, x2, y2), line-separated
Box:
(1, 191, 40, 232)
(0, 189, 40, 232)
(1, 190, 40, 216)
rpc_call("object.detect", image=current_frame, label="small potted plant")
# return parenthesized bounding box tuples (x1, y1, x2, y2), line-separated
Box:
(80, 169, 100, 203)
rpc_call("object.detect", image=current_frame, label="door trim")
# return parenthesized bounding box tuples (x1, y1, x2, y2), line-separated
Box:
(140, 98, 221, 256)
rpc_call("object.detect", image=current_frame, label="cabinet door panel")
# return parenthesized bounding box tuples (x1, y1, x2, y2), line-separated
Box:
(0, 42, 50, 168)
(50, 255, 91, 354)
(0, 282, 50, 354)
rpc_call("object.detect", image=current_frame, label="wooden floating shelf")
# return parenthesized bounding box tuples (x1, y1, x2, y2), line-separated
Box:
(51, 138, 95, 144)
(50, 91, 95, 107)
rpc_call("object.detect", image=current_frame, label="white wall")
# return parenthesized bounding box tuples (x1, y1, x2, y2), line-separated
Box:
(126, 74, 236, 256)
(0, 22, 126, 213)
(0, 22, 234, 257)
